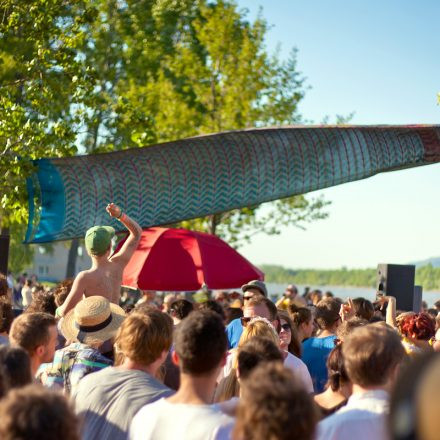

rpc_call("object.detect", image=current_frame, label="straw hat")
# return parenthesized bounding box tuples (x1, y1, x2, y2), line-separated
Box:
(61, 296, 125, 346)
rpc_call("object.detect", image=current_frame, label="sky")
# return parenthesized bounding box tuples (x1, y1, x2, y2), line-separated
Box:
(235, 0, 440, 269)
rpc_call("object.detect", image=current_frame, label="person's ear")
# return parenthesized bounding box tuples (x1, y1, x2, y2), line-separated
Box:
(34, 345, 45, 359)
(159, 349, 168, 365)
(171, 350, 179, 366)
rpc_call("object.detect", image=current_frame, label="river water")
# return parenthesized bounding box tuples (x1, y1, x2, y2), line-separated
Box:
(267, 283, 440, 308)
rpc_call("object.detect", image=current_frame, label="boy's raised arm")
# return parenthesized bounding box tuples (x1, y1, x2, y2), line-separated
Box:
(107, 203, 142, 266)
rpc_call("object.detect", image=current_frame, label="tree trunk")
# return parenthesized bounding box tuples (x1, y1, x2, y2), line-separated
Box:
(0, 226, 10, 275)
(65, 238, 79, 279)
(209, 214, 218, 236)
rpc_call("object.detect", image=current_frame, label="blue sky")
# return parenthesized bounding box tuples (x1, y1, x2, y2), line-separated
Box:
(236, 0, 440, 269)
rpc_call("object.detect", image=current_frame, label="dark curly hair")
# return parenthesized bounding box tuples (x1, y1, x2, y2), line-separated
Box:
(400, 312, 435, 341)
(169, 299, 194, 321)
(26, 292, 57, 316)
(53, 279, 73, 307)
(234, 362, 317, 440)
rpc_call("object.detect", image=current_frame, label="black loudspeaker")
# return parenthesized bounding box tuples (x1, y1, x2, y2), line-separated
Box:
(413, 285, 423, 313)
(376, 263, 416, 311)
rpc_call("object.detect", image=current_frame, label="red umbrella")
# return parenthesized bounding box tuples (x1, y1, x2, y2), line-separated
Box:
(115, 227, 264, 291)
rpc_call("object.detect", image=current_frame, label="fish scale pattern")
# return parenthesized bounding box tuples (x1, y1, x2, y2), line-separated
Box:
(25, 125, 440, 243)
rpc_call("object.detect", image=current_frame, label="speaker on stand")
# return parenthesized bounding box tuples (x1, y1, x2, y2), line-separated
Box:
(376, 263, 416, 312)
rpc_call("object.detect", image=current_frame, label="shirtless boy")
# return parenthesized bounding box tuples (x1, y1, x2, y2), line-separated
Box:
(56, 203, 142, 317)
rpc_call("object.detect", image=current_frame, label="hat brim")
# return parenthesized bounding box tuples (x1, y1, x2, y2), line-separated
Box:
(61, 302, 125, 346)
(241, 283, 266, 296)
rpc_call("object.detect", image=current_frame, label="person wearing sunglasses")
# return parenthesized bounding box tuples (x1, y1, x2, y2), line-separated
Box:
(241, 280, 267, 302)
(278, 310, 314, 394)
(226, 281, 272, 349)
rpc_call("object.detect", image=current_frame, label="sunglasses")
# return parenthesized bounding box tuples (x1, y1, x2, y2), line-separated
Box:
(243, 295, 253, 301)
(240, 317, 252, 327)
(280, 323, 291, 331)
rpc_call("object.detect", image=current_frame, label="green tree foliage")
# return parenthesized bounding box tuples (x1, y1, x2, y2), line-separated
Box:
(261, 264, 377, 287)
(415, 264, 440, 291)
(0, 0, 100, 271)
(98, 0, 328, 246)
(261, 263, 440, 291)
(3, 0, 329, 270)
(8, 222, 35, 274)
(0, 0, 99, 225)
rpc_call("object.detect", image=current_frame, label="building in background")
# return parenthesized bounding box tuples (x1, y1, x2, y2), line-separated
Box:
(25, 243, 91, 282)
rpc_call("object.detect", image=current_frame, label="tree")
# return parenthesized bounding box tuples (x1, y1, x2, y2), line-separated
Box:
(4, 0, 330, 276)
(90, 0, 329, 246)
(0, 0, 99, 225)
(0, 0, 100, 272)
(8, 222, 34, 274)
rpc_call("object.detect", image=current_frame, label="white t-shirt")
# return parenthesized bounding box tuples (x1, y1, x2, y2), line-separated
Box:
(316, 390, 390, 440)
(21, 286, 33, 308)
(130, 398, 234, 440)
(283, 351, 314, 394)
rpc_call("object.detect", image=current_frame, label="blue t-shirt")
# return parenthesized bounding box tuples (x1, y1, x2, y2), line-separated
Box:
(302, 335, 336, 393)
(226, 318, 243, 349)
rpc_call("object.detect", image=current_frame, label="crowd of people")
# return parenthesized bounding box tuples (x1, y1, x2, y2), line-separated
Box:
(0, 203, 440, 440)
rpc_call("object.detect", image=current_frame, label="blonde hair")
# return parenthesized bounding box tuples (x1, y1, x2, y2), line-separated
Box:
(215, 319, 280, 403)
(235, 319, 279, 369)
(239, 319, 278, 345)
(114, 310, 172, 366)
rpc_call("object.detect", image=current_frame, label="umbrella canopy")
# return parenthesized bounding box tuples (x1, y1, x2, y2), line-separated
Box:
(115, 227, 264, 291)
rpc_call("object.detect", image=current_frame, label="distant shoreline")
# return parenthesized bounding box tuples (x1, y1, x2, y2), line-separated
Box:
(266, 283, 440, 307)
(261, 264, 440, 292)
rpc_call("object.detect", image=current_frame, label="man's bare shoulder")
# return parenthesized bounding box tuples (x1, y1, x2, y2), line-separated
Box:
(73, 270, 90, 280)
(76, 268, 108, 283)
(77, 268, 98, 278)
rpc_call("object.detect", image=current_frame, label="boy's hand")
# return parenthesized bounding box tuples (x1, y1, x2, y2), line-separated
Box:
(106, 203, 122, 218)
